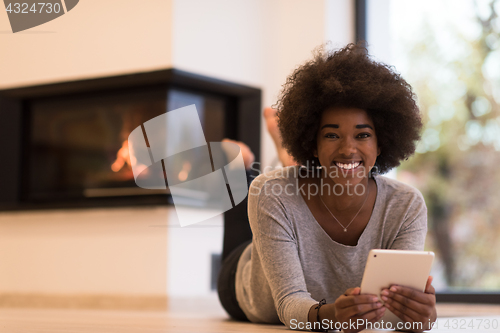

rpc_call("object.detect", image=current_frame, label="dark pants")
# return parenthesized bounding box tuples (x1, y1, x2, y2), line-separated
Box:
(217, 240, 252, 321)
(217, 170, 255, 321)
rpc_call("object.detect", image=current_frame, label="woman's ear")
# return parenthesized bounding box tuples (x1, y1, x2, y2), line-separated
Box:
(377, 147, 381, 156)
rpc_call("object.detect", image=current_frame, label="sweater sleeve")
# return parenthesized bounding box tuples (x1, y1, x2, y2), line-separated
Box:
(247, 177, 318, 329)
(389, 189, 428, 251)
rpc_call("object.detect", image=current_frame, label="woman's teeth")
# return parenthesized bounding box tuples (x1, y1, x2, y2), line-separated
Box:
(335, 161, 362, 170)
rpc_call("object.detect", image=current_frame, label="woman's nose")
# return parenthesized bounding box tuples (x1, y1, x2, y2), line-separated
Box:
(338, 137, 357, 155)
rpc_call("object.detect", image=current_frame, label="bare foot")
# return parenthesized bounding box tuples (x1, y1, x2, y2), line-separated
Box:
(263, 107, 280, 145)
(263, 107, 297, 167)
(221, 138, 255, 170)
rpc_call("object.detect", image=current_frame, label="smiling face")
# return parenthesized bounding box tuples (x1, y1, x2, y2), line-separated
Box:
(315, 107, 381, 186)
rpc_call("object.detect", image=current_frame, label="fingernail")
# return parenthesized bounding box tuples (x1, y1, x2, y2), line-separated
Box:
(372, 297, 379, 302)
(376, 302, 382, 308)
(381, 290, 389, 296)
(381, 296, 388, 301)
(390, 286, 397, 292)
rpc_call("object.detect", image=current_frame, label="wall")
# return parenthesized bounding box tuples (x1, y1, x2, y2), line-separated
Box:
(0, 208, 169, 308)
(0, 0, 173, 88)
(0, 0, 354, 307)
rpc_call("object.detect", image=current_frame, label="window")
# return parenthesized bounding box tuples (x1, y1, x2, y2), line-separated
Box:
(367, 0, 500, 301)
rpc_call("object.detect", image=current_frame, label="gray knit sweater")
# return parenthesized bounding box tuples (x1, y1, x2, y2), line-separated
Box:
(235, 166, 427, 329)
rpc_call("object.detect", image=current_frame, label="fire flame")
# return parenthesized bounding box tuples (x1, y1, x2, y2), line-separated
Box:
(111, 140, 133, 172)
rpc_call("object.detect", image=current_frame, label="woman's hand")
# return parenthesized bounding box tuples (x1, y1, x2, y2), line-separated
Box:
(381, 276, 437, 332)
(333, 287, 386, 333)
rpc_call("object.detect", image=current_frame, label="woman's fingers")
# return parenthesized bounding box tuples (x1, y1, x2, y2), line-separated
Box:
(334, 287, 388, 333)
(425, 276, 436, 294)
(336, 294, 379, 310)
(335, 293, 382, 319)
(344, 287, 360, 296)
(345, 301, 383, 318)
(334, 289, 387, 333)
(381, 284, 436, 324)
(353, 306, 386, 322)
(383, 296, 422, 323)
(341, 307, 386, 333)
(384, 285, 434, 306)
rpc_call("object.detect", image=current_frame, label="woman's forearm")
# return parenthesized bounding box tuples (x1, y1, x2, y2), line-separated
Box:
(307, 302, 337, 327)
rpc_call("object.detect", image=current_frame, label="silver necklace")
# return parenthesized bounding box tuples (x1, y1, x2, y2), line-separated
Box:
(318, 185, 370, 232)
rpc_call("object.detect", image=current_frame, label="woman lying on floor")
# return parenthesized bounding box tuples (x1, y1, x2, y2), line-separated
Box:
(218, 42, 436, 333)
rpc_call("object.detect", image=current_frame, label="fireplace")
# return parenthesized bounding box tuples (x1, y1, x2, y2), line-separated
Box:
(0, 69, 261, 210)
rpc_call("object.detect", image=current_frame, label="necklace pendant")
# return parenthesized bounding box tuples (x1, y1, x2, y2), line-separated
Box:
(343, 228, 347, 232)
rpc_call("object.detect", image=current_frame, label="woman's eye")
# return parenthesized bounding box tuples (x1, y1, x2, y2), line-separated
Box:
(325, 133, 338, 138)
(358, 133, 371, 138)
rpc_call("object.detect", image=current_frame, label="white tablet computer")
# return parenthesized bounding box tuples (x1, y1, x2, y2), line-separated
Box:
(360, 249, 435, 327)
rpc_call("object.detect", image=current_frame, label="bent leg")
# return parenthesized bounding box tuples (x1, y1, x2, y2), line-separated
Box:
(217, 240, 252, 321)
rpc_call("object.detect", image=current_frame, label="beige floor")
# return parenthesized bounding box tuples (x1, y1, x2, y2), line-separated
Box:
(1, 296, 500, 333)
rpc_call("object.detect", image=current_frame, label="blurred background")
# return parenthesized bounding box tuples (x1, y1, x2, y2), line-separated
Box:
(367, 0, 500, 293)
(0, 0, 498, 312)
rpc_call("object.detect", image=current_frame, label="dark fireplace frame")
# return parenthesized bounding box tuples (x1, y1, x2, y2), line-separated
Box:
(0, 69, 261, 211)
